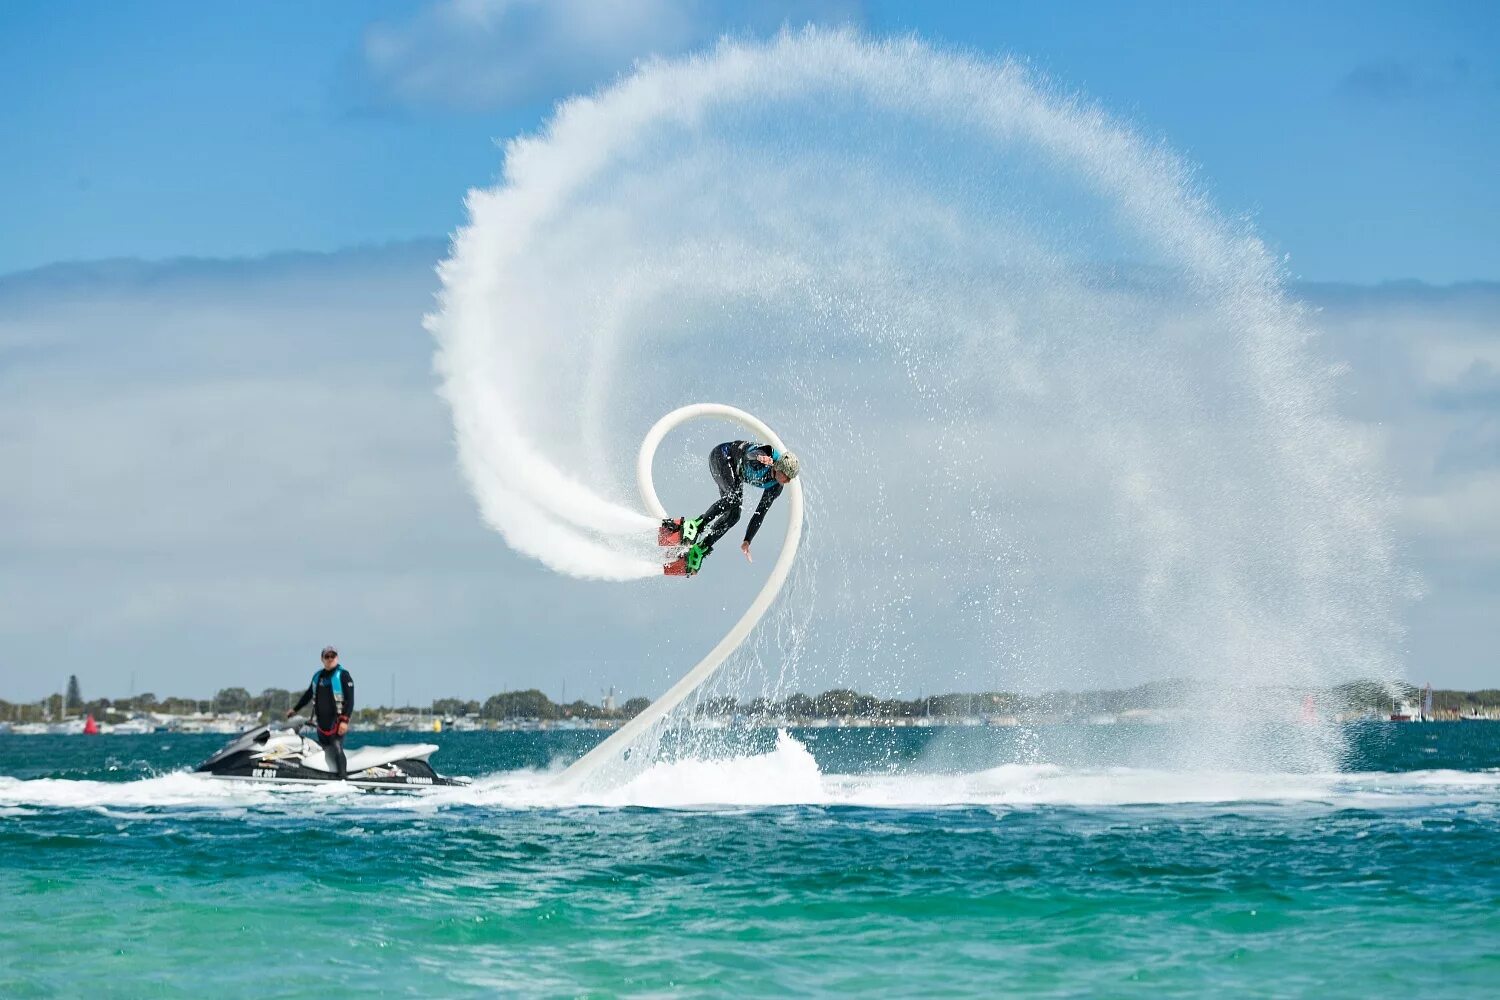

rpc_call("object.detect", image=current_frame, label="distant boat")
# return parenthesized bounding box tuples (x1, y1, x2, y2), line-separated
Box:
(1459, 709, 1491, 722)
(1390, 683, 1434, 723)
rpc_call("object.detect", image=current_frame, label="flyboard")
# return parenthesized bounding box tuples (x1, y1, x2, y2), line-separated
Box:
(555, 403, 804, 790)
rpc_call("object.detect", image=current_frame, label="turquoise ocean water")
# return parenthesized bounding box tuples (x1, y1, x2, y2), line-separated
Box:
(3, 724, 1498, 997)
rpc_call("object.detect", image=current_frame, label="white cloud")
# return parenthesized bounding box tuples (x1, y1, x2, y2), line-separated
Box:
(0, 247, 665, 703)
(361, 0, 862, 110)
(2, 250, 1497, 701)
(1419, 341, 1500, 387)
(1406, 472, 1500, 556)
(1304, 282, 1500, 679)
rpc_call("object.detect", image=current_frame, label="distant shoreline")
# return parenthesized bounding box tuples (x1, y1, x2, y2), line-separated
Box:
(5, 677, 1496, 733)
(3, 710, 1495, 737)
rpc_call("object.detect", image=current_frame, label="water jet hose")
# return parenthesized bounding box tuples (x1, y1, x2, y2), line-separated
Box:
(556, 404, 804, 789)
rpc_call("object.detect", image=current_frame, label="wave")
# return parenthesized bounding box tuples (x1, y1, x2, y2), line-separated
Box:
(5, 734, 1497, 816)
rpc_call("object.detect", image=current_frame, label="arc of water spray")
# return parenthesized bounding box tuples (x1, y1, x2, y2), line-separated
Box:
(556, 403, 804, 789)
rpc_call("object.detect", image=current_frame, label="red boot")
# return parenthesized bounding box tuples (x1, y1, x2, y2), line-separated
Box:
(663, 542, 710, 578)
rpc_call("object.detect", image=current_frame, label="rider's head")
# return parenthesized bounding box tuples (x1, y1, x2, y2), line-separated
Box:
(320, 646, 339, 670)
(773, 451, 800, 485)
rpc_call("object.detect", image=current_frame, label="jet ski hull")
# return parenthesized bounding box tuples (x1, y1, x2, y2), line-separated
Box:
(193, 719, 468, 789)
(199, 752, 466, 788)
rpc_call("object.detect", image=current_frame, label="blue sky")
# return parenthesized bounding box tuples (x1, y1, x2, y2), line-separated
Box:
(3, 2, 1498, 703)
(3, 0, 1496, 282)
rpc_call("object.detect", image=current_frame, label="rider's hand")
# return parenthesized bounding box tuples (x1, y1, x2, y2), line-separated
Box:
(741, 541, 753, 562)
(337, 720, 349, 736)
(284, 709, 294, 719)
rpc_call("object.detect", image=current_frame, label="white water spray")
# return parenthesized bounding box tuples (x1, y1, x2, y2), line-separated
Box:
(555, 404, 803, 788)
(428, 30, 1402, 776)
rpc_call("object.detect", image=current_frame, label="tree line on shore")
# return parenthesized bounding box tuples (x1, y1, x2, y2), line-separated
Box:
(3, 676, 1497, 726)
(0, 684, 653, 726)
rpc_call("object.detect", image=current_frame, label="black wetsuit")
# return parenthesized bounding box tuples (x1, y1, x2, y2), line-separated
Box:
(292, 666, 354, 779)
(697, 441, 784, 551)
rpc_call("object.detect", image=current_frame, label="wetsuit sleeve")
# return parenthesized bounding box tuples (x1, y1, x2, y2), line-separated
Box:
(292, 682, 314, 713)
(341, 671, 354, 720)
(744, 482, 783, 544)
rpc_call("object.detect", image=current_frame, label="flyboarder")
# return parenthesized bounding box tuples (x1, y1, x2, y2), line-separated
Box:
(661, 441, 799, 577)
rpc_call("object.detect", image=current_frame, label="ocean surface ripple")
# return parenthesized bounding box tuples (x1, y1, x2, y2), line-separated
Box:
(3, 726, 1498, 998)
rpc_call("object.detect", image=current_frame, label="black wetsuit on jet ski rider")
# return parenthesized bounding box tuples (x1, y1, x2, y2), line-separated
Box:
(288, 647, 354, 779)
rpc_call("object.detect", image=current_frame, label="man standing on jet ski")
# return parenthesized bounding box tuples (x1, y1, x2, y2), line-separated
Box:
(286, 646, 354, 780)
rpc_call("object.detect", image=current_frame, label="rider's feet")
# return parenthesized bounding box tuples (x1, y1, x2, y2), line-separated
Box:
(658, 517, 684, 546)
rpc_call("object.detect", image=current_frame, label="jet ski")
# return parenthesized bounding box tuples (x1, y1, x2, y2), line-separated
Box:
(194, 717, 467, 789)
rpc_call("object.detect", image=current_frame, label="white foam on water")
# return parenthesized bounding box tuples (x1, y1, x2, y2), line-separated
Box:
(550, 733, 1500, 810)
(5, 735, 1497, 816)
(578, 729, 825, 808)
(0, 771, 366, 812)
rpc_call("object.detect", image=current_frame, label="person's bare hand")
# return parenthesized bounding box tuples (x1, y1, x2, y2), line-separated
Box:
(337, 720, 349, 736)
(741, 541, 753, 562)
